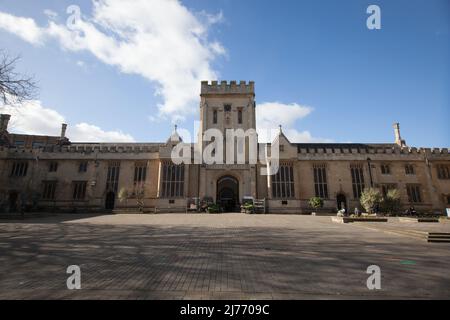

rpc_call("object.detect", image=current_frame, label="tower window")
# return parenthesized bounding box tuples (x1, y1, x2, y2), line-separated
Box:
(213, 109, 217, 124)
(238, 109, 242, 124)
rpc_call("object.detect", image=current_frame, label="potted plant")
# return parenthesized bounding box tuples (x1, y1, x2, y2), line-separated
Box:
(308, 197, 324, 215)
(118, 187, 129, 208)
(207, 203, 220, 214)
(242, 203, 254, 214)
(135, 188, 145, 212)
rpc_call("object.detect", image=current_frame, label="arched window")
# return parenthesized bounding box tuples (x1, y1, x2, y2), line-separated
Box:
(161, 162, 184, 198)
(272, 163, 294, 199)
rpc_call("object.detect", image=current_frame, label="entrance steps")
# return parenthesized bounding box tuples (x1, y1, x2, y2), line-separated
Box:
(427, 233, 450, 243)
(398, 217, 440, 223)
(354, 223, 450, 243)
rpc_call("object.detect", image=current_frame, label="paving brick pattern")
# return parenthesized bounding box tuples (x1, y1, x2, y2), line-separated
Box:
(0, 214, 449, 299)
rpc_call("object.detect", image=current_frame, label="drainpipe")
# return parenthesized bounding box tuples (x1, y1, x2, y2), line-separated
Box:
(367, 157, 374, 187)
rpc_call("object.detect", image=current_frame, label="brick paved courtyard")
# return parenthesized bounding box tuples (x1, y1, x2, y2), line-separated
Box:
(0, 214, 449, 299)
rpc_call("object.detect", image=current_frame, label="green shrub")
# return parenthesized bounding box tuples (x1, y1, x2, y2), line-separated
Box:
(309, 197, 324, 210)
(381, 189, 401, 214)
(243, 203, 254, 213)
(207, 203, 220, 213)
(360, 188, 382, 213)
(118, 188, 129, 203)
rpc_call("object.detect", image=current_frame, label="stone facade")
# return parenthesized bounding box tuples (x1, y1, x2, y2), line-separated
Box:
(0, 82, 449, 214)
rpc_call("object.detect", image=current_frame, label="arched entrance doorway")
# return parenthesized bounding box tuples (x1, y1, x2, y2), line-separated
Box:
(336, 193, 347, 212)
(105, 191, 115, 210)
(217, 175, 239, 212)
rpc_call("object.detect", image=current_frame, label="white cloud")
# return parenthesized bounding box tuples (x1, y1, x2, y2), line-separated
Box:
(0, 101, 135, 142)
(70, 122, 135, 143)
(43, 9, 58, 20)
(198, 10, 224, 25)
(0, 0, 225, 121)
(256, 102, 331, 143)
(0, 12, 45, 45)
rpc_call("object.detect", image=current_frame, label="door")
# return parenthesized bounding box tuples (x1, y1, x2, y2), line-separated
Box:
(105, 191, 115, 210)
(336, 193, 347, 211)
(216, 175, 239, 212)
(8, 191, 18, 212)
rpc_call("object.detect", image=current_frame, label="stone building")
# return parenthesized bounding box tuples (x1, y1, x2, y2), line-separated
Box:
(0, 81, 449, 214)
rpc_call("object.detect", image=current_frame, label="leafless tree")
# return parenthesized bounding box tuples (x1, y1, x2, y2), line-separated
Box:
(0, 51, 37, 105)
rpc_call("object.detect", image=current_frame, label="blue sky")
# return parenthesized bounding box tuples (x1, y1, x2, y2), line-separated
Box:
(0, 0, 448, 146)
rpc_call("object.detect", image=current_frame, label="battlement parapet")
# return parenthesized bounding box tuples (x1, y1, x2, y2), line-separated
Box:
(0, 143, 162, 154)
(201, 80, 255, 95)
(296, 145, 450, 158)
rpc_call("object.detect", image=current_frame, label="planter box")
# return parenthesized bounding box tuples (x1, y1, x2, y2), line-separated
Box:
(332, 217, 388, 223)
(399, 217, 439, 223)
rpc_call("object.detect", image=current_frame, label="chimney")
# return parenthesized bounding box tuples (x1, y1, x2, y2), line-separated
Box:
(393, 122, 406, 147)
(0, 114, 11, 132)
(60, 123, 67, 139)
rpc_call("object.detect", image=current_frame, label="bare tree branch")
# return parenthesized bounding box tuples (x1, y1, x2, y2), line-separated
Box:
(0, 50, 38, 105)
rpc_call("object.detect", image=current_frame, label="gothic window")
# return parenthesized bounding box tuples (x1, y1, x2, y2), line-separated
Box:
(437, 165, 450, 179)
(78, 161, 88, 173)
(272, 163, 295, 199)
(106, 161, 120, 193)
(405, 164, 415, 175)
(134, 162, 147, 194)
(49, 162, 58, 172)
(380, 183, 396, 197)
(10, 161, 28, 177)
(350, 164, 365, 198)
(313, 164, 328, 198)
(42, 181, 57, 200)
(380, 164, 390, 175)
(161, 162, 184, 198)
(406, 184, 422, 203)
(72, 181, 87, 200)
